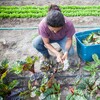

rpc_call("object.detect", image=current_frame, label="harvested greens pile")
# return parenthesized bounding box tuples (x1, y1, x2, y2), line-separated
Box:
(82, 32, 100, 45)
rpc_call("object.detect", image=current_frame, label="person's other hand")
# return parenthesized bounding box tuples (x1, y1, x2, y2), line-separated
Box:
(61, 51, 68, 62)
(56, 52, 63, 63)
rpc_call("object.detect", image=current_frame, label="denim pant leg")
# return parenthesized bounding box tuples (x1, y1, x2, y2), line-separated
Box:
(57, 36, 74, 56)
(32, 35, 50, 57)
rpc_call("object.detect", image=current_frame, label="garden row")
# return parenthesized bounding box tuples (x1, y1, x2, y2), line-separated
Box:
(0, 5, 100, 18)
(0, 53, 100, 100)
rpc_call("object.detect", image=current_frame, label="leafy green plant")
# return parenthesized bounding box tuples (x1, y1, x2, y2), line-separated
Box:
(37, 74, 61, 100)
(77, 76, 100, 99)
(1, 5, 100, 18)
(11, 56, 38, 74)
(0, 56, 38, 99)
(66, 89, 87, 100)
(19, 73, 61, 100)
(83, 32, 100, 45)
(66, 54, 100, 100)
(83, 54, 100, 76)
(0, 70, 19, 99)
(0, 59, 9, 75)
(66, 75, 100, 100)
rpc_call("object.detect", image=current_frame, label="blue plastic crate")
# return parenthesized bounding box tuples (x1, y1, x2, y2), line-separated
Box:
(75, 29, 100, 61)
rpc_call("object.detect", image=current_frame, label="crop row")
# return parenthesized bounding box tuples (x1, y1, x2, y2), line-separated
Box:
(0, 5, 100, 18)
(0, 12, 100, 18)
(0, 5, 100, 9)
(0, 9, 100, 13)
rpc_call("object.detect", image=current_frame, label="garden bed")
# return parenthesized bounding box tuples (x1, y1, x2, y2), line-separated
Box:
(0, 0, 100, 100)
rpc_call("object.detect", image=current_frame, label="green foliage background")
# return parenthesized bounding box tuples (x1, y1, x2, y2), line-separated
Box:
(0, 5, 100, 18)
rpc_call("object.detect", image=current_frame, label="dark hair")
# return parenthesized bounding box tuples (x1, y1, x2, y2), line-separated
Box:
(46, 10, 65, 27)
(48, 4, 61, 12)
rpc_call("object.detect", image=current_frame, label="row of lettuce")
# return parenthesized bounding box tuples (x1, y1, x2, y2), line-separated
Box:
(0, 5, 100, 18)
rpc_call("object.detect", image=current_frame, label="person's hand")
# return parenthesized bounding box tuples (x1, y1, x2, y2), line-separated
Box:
(61, 51, 68, 62)
(56, 52, 63, 63)
(62, 52, 69, 71)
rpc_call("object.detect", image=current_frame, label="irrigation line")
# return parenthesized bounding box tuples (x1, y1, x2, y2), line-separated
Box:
(75, 26, 100, 28)
(10, 76, 30, 79)
(0, 27, 38, 30)
(0, 26, 100, 30)
(55, 74, 91, 78)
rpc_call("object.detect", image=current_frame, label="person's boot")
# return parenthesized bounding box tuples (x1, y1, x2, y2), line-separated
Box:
(40, 56, 49, 65)
(40, 56, 50, 71)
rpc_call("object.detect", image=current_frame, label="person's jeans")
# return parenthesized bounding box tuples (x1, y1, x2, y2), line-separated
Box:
(32, 35, 74, 58)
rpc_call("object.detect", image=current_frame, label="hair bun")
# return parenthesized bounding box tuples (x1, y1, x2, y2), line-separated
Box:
(48, 4, 61, 12)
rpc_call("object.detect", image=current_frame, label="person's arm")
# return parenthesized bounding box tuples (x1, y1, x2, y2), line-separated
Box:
(65, 37, 72, 52)
(62, 37, 72, 61)
(42, 37, 63, 62)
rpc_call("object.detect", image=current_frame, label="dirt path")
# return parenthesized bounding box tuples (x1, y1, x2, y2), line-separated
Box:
(0, 16, 100, 63)
(0, 0, 100, 5)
